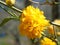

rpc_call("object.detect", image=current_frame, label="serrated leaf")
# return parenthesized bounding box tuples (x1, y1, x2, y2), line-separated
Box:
(0, 18, 15, 27)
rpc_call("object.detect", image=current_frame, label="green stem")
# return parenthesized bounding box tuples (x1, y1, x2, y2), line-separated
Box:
(0, 1, 22, 13)
(53, 25, 58, 45)
(42, 31, 59, 45)
(41, 33, 58, 43)
(0, 5, 14, 16)
(0, 5, 20, 20)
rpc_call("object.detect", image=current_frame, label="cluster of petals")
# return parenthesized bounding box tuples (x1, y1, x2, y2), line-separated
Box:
(40, 37, 56, 45)
(19, 5, 49, 39)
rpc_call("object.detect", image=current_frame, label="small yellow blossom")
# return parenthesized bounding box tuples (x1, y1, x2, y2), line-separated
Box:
(19, 5, 49, 39)
(40, 37, 56, 45)
(5, 0, 15, 6)
(48, 25, 54, 34)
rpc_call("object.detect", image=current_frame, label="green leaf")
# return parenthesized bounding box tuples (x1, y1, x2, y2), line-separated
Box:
(0, 18, 16, 27)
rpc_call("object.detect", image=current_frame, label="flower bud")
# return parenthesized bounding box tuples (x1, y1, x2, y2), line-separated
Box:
(57, 32, 60, 36)
(48, 25, 54, 34)
(5, 0, 15, 6)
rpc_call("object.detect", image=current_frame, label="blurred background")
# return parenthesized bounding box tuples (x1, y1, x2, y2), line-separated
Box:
(0, 0, 60, 45)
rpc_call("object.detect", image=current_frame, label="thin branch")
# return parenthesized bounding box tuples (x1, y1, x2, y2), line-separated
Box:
(29, 0, 39, 4)
(41, 33, 58, 44)
(0, 5, 20, 20)
(53, 25, 58, 45)
(50, 22, 60, 27)
(29, 0, 60, 5)
(0, 5, 14, 16)
(0, 1, 22, 13)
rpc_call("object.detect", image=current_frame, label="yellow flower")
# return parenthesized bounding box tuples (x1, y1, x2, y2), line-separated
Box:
(40, 37, 56, 45)
(5, 0, 15, 6)
(19, 5, 49, 39)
